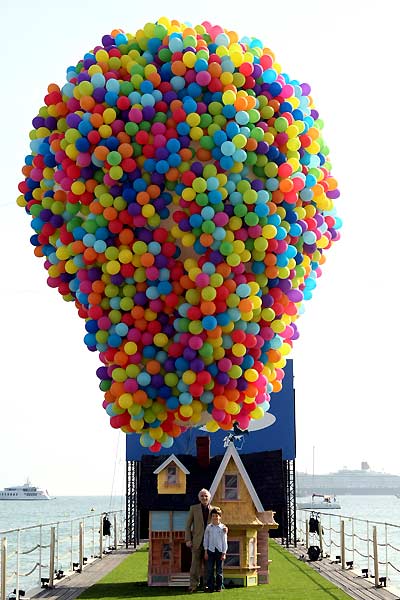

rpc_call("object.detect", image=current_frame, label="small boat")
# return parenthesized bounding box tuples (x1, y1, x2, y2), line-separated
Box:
(0, 480, 52, 501)
(297, 493, 341, 510)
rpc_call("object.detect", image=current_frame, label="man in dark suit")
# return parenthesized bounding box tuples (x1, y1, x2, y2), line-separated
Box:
(185, 488, 213, 592)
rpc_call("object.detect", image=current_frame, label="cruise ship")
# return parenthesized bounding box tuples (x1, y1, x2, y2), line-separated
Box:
(0, 481, 52, 500)
(297, 462, 400, 496)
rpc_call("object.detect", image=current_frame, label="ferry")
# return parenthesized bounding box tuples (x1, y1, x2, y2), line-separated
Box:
(0, 481, 52, 500)
(297, 462, 400, 496)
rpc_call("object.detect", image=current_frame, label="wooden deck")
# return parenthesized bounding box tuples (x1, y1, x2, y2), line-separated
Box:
(28, 542, 400, 600)
(30, 547, 135, 600)
(288, 544, 400, 600)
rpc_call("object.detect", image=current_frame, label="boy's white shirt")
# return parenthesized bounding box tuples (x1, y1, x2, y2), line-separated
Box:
(203, 522, 228, 554)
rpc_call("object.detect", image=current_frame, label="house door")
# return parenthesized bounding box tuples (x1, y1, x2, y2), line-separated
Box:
(181, 542, 192, 572)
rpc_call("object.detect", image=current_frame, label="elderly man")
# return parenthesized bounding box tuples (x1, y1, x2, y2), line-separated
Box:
(185, 488, 214, 593)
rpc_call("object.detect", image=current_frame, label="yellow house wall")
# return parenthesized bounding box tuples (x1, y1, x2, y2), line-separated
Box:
(212, 459, 266, 575)
(157, 465, 186, 494)
(212, 458, 258, 525)
(245, 528, 258, 567)
(224, 527, 258, 569)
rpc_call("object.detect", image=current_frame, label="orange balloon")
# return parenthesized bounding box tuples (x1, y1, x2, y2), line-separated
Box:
(133, 390, 148, 405)
(200, 301, 216, 315)
(114, 351, 128, 366)
(214, 395, 228, 410)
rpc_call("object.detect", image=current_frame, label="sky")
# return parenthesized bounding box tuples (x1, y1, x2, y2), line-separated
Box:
(1, 0, 399, 495)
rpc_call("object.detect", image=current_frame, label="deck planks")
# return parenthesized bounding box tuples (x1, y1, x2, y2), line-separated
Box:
(288, 544, 400, 600)
(29, 542, 400, 600)
(30, 547, 135, 600)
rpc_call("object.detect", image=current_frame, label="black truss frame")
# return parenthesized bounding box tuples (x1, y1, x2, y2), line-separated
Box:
(125, 460, 140, 547)
(283, 459, 296, 547)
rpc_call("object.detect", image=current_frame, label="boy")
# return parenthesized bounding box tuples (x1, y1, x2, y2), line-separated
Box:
(203, 507, 228, 592)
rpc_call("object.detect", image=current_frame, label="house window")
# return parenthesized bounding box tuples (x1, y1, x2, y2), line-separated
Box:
(173, 511, 189, 531)
(162, 543, 171, 561)
(249, 537, 256, 568)
(167, 466, 177, 485)
(224, 474, 238, 500)
(225, 540, 240, 567)
(151, 511, 170, 531)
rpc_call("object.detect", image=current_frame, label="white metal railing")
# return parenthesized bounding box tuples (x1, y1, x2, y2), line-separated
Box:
(297, 509, 400, 592)
(0, 510, 125, 600)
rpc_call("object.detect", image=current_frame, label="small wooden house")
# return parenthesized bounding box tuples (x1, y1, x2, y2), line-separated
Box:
(208, 444, 278, 586)
(142, 438, 281, 587)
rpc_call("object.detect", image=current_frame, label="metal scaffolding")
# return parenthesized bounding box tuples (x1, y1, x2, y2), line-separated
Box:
(283, 459, 296, 547)
(125, 460, 140, 547)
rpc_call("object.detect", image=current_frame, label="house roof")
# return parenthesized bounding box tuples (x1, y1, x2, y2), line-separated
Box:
(228, 517, 266, 527)
(257, 510, 279, 528)
(138, 442, 285, 513)
(153, 454, 190, 475)
(209, 443, 264, 512)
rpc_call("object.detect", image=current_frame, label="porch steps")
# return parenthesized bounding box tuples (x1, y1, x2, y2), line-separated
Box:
(169, 574, 190, 587)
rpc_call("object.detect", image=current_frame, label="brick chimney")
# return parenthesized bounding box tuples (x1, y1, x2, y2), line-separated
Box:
(196, 436, 210, 469)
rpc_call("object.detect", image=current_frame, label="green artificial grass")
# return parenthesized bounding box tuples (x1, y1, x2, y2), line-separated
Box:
(78, 541, 353, 600)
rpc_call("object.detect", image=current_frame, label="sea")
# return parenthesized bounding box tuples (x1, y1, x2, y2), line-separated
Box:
(0, 496, 125, 596)
(296, 494, 400, 528)
(2, 495, 400, 594)
(0, 495, 125, 533)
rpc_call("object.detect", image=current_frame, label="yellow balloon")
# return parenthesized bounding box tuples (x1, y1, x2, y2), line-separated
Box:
(130, 418, 144, 431)
(119, 393, 133, 409)
(190, 413, 202, 424)
(250, 407, 264, 420)
(226, 401, 240, 415)
(206, 420, 219, 432)
(180, 405, 193, 418)
(149, 427, 164, 440)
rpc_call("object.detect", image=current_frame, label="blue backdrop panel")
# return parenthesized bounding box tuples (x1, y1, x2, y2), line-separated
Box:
(126, 359, 295, 460)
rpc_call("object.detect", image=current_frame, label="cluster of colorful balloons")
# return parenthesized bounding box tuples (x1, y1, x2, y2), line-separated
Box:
(18, 18, 341, 451)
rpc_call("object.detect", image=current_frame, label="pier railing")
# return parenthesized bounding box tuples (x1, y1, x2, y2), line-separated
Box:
(297, 509, 400, 592)
(0, 509, 125, 600)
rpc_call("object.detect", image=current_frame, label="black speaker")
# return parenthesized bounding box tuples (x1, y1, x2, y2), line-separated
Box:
(307, 545, 321, 561)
